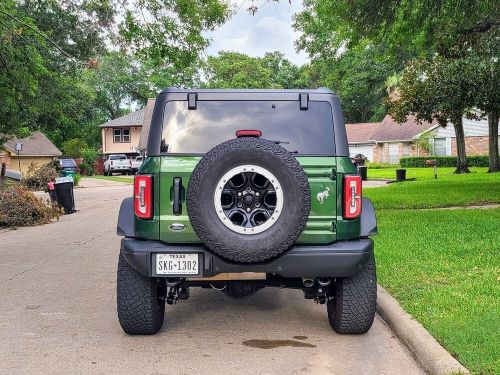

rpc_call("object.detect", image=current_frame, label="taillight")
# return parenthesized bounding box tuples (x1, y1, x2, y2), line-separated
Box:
(236, 129, 262, 138)
(134, 175, 153, 219)
(343, 175, 362, 219)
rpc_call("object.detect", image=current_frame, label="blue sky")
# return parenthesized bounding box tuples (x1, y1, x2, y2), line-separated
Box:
(205, 1, 309, 66)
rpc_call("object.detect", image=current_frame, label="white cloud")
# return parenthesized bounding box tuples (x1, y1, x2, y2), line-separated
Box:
(205, 2, 308, 65)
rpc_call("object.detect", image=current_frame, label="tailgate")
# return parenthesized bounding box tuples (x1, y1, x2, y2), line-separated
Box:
(158, 155, 337, 244)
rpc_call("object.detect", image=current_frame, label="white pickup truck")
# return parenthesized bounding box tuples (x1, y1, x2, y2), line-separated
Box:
(104, 154, 131, 176)
(129, 156, 143, 174)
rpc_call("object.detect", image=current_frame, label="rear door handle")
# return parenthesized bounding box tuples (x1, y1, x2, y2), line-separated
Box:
(173, 177, 182, 215)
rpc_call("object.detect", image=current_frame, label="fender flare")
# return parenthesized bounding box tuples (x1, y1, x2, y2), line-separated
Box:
(360, 198, 378, 237)
(117, 197, 134, 237)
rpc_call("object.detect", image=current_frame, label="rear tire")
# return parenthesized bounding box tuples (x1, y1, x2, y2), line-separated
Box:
(327, 254, 377, 334)
(117, 253, 166, 335)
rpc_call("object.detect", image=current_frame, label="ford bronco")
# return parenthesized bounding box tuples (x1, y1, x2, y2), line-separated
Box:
(116, 88, 378, 335)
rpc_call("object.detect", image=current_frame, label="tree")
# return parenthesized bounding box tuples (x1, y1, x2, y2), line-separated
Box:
(62, 138, 88, 158)
(388, 58, 478, 173)
(203, 51, 282, 89)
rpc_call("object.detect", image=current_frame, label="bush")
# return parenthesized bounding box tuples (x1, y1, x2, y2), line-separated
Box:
(73, 174, 82, 186)
(0, 185, 62, 228)
(22, 163, 59, 191)
(62, 138, 87, 158)
(400, 156, 489, 168)
(78, 162, 93, 176)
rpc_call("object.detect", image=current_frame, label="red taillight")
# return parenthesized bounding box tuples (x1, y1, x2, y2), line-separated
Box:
(236, 129, 262, 138)
(343, 175, 362, 219)
(134, 175, 153, 219)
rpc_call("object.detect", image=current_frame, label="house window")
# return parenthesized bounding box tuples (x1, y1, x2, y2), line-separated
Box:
(434, 138, 446, 156)
(389, 143, 399, 164)
(113, 128, 131, 143)
(403, 143, 411, 157)
(122, 128, 130, 143)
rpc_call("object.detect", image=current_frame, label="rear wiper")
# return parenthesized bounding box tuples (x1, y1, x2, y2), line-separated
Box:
(271, 140, 290, 145)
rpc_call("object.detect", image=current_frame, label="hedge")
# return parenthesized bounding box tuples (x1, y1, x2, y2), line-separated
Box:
(399, 156, 489, 168)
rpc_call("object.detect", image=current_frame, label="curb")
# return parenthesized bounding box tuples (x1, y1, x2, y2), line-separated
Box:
(377, 285, 470, 375)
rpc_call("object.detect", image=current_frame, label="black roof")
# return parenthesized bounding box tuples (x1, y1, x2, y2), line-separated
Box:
(160, 87, 336, 95)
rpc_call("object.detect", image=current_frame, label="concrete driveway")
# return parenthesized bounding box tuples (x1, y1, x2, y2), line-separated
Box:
(0, 184, 425, 375)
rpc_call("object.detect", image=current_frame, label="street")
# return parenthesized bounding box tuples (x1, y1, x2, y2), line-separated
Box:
(0, 182, 425, 374)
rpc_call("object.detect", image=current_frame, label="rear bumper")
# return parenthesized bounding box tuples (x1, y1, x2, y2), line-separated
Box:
(120, 238, 373, 278)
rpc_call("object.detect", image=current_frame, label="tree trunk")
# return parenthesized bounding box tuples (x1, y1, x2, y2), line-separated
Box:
(488, 111, 499, 173)
(453, 118, 470, 174)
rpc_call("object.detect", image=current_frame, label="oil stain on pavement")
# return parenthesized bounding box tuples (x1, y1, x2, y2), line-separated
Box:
(242, 339, 316, 349)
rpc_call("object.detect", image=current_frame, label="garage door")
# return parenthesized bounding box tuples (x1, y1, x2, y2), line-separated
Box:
(349, 144, 373, 161)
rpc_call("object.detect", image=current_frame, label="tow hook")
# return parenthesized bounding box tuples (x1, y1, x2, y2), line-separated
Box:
(166, 286, 179, 305)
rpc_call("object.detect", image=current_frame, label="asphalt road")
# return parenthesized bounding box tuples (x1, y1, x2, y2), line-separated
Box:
(0, 182, 425, 374)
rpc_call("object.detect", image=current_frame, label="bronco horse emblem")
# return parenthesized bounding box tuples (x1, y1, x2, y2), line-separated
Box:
(316, 187, 330, 204)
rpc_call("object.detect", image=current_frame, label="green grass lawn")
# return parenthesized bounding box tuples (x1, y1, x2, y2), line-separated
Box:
(367, 167, 489, 180)
(375, 208, 500, 374)
(364, 170, 500, 209)
(87, 175, 133, 183)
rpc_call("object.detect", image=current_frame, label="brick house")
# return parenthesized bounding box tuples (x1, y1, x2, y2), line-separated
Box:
(0, 132, 62, 175)
(347, 115, 491, 164)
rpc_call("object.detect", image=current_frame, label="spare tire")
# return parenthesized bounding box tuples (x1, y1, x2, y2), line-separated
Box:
(187, 137, 310, 263)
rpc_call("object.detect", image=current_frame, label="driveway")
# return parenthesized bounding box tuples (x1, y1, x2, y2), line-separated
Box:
(0, 184, 425, 374)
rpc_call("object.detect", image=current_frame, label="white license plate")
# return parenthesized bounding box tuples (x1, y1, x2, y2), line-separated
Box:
(156, 253, 199, 275)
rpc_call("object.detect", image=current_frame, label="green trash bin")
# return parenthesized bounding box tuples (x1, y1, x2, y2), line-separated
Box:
(61, 170, 76, 180)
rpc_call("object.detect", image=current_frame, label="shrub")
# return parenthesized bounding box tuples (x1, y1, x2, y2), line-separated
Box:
(62, 138, 88, 158)
(73, 174, 82, 186)
(0, 185, 62, 228)
(23, 163, 59, 191)
(400, 156, 489, 168)
(81, 147, 100, 166)
(78, 162, 93, 176)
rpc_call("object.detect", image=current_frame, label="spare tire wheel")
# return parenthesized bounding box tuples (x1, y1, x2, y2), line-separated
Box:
(187, 137, 311, 263)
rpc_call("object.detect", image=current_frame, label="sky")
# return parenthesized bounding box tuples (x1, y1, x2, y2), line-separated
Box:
(205, 1, 309, 66)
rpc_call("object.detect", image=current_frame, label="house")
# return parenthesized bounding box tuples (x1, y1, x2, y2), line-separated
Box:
(100, 98, 155, 157)
(347, 115, 490, 164)
(0, 132, 62, 175)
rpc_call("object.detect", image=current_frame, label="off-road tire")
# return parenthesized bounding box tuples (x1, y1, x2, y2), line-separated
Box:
(187, 137, 310, 263)
(327, 253, 377, 334)
(117, 253, 166, 335)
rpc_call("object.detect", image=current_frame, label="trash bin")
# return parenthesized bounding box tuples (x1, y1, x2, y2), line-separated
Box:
(54, 177, 75, 214)
(61, 170, 76, 180)
(358, 166, 368, 181)
(396, 169, 406, 182)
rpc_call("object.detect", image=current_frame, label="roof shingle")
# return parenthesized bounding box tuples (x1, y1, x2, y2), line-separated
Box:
(99, 108, 146, 128)
(345, 122, 379, 143)
(3, 132, 62, 156)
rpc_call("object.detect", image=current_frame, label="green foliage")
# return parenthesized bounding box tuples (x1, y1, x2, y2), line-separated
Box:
(62, 138, 87, 158)
(365, 162, 397, 169)
(400, 156, 490, 168)
(22, 162, 58, 191)
(73, 173, 82, 186)
(81, 147, 100, 167)
(0, 184, 62, 227)
(77, 162, 92, 176)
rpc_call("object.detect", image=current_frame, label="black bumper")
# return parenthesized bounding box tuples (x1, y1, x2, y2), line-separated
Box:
(121, 238, 374, 278)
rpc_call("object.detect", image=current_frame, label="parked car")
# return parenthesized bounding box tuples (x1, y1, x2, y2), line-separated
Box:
(104, 154, 130, 176)
(129, 156, 143, 174)
(116, 88, 378, 336)
(59, 159, 77, 172)
(350, 153, 368, 166)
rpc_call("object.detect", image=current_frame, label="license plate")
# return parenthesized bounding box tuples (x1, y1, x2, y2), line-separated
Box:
(156, 253, 199, 275)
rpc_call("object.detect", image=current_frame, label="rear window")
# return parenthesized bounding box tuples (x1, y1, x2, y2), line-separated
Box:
(161, 100, 335, 154)
(110, 155, 127, 160)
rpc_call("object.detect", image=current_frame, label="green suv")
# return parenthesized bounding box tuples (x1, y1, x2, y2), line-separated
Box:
(116, 88, 378, 335)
